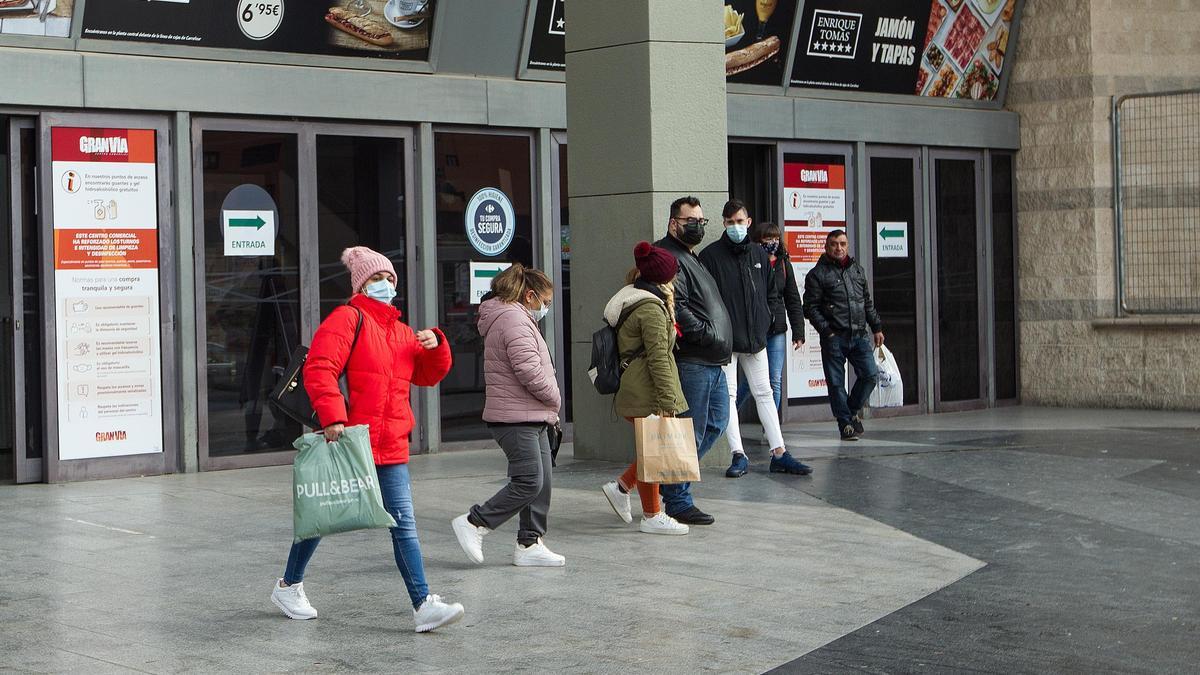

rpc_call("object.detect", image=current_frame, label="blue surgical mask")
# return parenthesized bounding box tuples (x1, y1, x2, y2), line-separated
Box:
(727, 225, 748, 243)
(531, 303, 551, 322)
(364, 279, 397, 304)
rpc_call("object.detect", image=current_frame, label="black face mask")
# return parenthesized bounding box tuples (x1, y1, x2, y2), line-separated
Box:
(677, 222, 705, 246)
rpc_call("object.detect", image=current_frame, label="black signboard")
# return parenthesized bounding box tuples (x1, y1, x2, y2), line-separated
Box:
(791, 0, 1018, 101)
(724, 0, 799, 86)
(81, 0, 435, 61)
(525, 0, 565, 72)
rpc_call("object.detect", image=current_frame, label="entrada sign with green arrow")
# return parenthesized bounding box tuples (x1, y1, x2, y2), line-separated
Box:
(875, 222, 908, 258)
(223, 209, 276, 257)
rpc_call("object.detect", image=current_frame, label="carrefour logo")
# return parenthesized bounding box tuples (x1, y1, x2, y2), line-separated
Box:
(465, 188, 515, 257)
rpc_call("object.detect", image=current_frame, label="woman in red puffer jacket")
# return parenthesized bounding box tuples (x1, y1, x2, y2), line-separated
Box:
(269, 246, 464, 634)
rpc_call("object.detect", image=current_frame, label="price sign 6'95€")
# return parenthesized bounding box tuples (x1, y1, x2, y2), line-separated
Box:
(238, 0, 284, 40)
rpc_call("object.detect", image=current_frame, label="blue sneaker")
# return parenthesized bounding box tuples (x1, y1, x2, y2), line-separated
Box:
(725, 453, 749, 478)
(769, 451, 813, 476)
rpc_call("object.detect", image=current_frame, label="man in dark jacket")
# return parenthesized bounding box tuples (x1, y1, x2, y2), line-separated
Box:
(803, 229, 884, 440)
(701, 200, 811, 477)
(653, 196, 731, 525)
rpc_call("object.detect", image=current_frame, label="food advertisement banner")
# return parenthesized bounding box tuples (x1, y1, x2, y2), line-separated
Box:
(782, 156, 846, 400)
(81, 0, 434, 60)
(51, 127, 165, 460)
(723, 0, 798, 86)
(0, 0, 73, 38)
(525, 0, 564, 72)
(790, 0, 1017, 101)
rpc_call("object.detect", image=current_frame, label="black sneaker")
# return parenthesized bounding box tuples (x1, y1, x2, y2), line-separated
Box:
(725, 453, 749, 478)
(840, 424, 859, 441)
(769, 451, 813, 475)
(850, 412, 865, 436)
(670, 506, 715, 525)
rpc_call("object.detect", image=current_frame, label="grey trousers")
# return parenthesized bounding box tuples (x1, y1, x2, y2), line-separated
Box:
(470, 424, 552, 546)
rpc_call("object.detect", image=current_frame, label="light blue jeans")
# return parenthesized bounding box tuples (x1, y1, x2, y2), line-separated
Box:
(283, 462, 429, 609)
(661, 361, 729, 516)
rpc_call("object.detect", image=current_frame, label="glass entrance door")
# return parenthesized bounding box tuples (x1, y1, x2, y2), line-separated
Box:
(866, 147, 927, 413)
(930, 151, 987, 411)
(2, 118, 43, 483)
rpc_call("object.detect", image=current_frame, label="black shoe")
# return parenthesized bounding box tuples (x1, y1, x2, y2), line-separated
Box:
(670, 506, 715, 525)
(849, 412, 865, 436)
(840, 424, 859, 441)
(769, 451, 813, 476)
(725, 453, 749, 478)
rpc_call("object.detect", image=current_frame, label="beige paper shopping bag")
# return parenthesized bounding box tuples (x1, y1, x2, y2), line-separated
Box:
(635, 416, 701, 484)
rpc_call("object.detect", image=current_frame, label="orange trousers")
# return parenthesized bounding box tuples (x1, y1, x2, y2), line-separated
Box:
(620, 417, 661, 516)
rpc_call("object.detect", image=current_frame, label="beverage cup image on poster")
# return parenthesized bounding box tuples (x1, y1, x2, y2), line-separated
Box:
(50, 127, 164, 460)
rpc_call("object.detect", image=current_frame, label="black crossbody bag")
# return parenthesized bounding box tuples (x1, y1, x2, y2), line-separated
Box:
(268, 306, 364, 429)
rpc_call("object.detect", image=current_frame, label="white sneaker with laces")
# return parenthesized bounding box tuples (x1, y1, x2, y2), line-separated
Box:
(513, 538, 566, 567)
(602, 481, 633, 524)
(639, 512, 689, 536)
(451, 513, 488, 564)
(413, 594, 465, 633)
(270, 579, 317, 620)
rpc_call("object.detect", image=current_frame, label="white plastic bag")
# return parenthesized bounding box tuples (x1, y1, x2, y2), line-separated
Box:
(868, 344, 904, 408)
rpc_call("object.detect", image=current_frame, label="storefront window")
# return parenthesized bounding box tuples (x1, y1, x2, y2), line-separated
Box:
(991, 154, 1018, 401)
(202, 132, 302, 457)
(935, 158, 981, 403)
(315, 135, 407, 319)
(434, 132, 534, 441)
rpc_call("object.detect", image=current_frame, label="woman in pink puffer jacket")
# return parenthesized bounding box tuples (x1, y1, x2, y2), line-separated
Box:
(451, 263, 566, 568)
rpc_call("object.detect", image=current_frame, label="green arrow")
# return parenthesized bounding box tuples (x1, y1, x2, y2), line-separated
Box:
(229, 216, 266, 230)
(879, 227, 904, 240)
(474, 268, 501, 278)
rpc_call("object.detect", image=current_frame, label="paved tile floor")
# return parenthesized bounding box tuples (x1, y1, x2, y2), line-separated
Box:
(1, 406, 1197, 673)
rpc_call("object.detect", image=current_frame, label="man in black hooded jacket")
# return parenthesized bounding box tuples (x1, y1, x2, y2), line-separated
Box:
(700, 200, 812, 477)
(803, 229, 884, 440)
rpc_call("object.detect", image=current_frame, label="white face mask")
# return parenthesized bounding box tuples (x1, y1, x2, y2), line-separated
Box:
(363, 279, 397, 303)
(530, 303, 550, 322)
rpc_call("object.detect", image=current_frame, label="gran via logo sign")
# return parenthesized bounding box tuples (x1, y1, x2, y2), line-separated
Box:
(807, 9, 862, 60)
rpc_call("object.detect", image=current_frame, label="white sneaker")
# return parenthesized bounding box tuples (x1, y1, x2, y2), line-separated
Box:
(639, 512, 689, 536)
(602, 481, 633, 524)
(451, 513, 488, 564)
(413, 594, 465, 633)
(270, 579, 317, 620)
(513, 538, 566, 567)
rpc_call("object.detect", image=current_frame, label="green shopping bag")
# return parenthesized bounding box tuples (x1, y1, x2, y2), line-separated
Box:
(292, 425, 397, 543)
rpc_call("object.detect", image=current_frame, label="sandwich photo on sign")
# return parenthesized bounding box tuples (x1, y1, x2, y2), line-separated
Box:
(724, 0, 798, 86)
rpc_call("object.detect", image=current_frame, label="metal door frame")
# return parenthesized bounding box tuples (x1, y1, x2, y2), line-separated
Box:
(928, 148, 989, 413)
(6, 117, 42, 482)
(39, 111, 180, 483)
(549, 130, 568, 421)
(777, 141, 856, 423)
(864, 145, 930, 418)
(192, 118, 418, 472)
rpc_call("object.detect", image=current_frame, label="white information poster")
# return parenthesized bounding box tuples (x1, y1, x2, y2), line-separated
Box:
(783, 158, 847, 399)
(51, 127, 164, 460)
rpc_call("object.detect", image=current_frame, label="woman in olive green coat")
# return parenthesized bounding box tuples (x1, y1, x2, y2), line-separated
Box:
(600, 242, 691, 536)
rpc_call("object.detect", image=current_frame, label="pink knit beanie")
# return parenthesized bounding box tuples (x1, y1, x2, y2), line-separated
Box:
(341, 246, 398, 293)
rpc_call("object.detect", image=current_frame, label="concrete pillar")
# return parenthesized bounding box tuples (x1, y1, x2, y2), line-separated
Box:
(566, 1, 728, 461)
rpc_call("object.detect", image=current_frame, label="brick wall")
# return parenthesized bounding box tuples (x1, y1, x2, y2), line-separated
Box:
(1007, 0, 1200, 410)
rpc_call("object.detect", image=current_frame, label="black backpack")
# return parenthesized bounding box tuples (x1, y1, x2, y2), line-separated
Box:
(587, 299, 657, 395)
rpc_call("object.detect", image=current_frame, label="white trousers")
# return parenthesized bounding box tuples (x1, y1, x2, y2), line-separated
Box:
(723, 349, 785, 454)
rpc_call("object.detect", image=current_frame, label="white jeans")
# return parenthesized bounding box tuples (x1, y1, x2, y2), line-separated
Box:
(723, 349, 785, 454)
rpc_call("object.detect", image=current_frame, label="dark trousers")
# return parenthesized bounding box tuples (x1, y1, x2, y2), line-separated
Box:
(821, 334, 879, 427)
(471, 424, 552, 546)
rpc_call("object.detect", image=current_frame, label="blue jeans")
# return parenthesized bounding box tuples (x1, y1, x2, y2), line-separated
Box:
(821, 334, 879, 427)
(661, 361, 729, 516)
(737, 332, 787, 412)
(283, 462, 430, 609)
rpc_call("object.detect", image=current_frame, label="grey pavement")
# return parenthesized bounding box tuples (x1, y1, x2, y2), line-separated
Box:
(2, 406, 1199, 673)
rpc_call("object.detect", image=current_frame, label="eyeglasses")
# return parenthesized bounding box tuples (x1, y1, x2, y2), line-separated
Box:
(673, 217, 710, 227)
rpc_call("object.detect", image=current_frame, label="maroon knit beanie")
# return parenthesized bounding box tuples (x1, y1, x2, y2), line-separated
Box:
(633, 241, 678, 284)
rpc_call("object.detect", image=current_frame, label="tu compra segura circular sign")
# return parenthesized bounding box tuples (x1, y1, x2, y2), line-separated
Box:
(465, 188, 515, 257)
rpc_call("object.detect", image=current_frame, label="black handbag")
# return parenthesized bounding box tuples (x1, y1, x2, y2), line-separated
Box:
(268, 306, 363, 429)
(548, 422, 563, 467)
